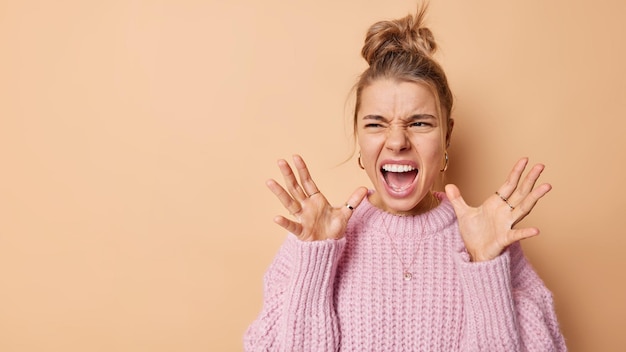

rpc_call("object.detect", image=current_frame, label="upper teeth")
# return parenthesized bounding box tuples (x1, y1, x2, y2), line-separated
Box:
(382, 164, 416, 172)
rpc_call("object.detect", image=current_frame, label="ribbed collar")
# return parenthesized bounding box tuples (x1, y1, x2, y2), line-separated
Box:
(352, 191, 457, 238)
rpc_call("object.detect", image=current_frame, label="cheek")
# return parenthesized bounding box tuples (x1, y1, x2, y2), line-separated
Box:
(414, 136, 444, 163)
(357, 135, 379, 159)
(357, 138, 382, 176)
(424, 143, 443, 158)
(359, 145, 378, 170)
(413, 135, 443, 153)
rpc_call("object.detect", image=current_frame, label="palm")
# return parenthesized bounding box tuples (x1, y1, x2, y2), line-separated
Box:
(292, 194, 352, 240)
(267, 155, 368, 241)
(445, 158, 552, 262)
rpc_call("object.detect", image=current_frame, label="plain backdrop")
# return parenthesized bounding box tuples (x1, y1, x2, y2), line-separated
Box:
(1, 0, 625, 351)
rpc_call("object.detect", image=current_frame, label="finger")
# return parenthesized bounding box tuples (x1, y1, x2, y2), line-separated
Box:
(512, 183, 552, 226)
(444, 184, 469, 218)
(277, 159, 307, 201)
(273, 215, 303, 236)
(497, 158, 529, 199)
(506, 227, 540, 244)
(266, 179, 302, 216)
(292, 154, 321, 197)
(341, 187, 369, 218)
(509, 163, 545, 203)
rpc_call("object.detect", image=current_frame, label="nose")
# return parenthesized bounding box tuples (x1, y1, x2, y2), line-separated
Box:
(385, 125, 410, 152)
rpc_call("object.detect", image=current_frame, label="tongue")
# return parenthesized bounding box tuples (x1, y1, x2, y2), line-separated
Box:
(385, 170, 418, 189)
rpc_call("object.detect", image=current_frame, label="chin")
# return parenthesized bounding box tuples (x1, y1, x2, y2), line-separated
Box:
(378, 192, 428, 215)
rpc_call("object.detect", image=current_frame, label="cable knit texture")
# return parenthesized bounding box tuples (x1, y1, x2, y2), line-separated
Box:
(244, 192, 567, 351)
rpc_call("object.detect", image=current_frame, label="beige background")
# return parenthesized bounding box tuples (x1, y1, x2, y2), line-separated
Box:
(1, 0, 625, 351)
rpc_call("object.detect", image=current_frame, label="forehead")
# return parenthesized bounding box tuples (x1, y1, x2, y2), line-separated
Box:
(358, 79, 438, 117)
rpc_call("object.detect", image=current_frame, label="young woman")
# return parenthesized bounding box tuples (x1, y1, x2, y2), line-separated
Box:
(244, 6, 567, 351)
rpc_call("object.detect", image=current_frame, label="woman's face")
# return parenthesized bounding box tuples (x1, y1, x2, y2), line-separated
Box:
(356, 78, 447, 215)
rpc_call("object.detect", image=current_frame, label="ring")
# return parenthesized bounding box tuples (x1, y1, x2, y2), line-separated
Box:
(308, 191, 320, 198)
(345, 203, 354, 211)
(495, 191, 515, 211)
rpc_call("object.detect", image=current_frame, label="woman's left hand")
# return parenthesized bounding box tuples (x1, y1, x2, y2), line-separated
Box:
(444, 158, 552, 262)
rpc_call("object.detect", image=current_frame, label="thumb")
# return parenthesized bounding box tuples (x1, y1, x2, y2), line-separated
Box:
(445, 184, 469, 217)
(342, 187, 369, 217)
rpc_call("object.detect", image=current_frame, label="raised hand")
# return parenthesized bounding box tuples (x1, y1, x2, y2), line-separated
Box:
(266, 155, 368, 242)
(444, 158, 552, 262)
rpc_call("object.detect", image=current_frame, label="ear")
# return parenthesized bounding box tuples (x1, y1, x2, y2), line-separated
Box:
(446, 118, 454, 148)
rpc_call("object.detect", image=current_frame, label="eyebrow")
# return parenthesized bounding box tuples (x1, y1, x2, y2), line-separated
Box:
(362, 114, 437, 122)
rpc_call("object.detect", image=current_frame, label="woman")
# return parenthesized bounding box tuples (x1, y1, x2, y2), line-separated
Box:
(244, 6, 566, 352)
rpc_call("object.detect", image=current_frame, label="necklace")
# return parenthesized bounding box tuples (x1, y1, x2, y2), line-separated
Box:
(380, 215, 423, 281)
(379, 194, 438, 281)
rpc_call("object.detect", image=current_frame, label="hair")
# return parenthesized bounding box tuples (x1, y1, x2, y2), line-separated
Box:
(352, 4, 454, 157)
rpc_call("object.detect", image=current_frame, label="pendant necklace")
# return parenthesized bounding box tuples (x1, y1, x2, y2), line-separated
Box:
(379, 195, 438, 281)
(381, 206, 432, 281)
(380, 215, 424, 281)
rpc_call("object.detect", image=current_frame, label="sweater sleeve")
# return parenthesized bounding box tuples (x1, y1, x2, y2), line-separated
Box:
(454, 242, 567, 352)
(243, 233, 345, 352)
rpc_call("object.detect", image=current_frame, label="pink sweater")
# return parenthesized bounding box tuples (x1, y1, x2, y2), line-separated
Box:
(244, 192, 566, 351)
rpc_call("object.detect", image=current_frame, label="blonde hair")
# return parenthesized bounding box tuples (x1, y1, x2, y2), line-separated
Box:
(353, 4, 454, 153)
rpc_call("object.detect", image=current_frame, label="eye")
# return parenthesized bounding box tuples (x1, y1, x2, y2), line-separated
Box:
(364, 123, 384, 128)
(410, 121, 431, 128)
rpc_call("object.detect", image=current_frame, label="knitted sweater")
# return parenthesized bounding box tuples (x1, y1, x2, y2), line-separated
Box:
(244, 192, 567, 351)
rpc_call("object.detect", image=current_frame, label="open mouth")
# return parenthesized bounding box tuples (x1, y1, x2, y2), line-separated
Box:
(381, 164, 418, 192)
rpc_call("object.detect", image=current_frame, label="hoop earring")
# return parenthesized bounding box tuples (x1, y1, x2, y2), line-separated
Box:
(440, 151, 449, 172)
(358, 152, 365, 170)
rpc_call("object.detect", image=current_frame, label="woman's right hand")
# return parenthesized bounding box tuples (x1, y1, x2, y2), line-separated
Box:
(266, 155, 368, 242)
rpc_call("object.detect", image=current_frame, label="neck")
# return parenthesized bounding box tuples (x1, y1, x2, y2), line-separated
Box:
(370, 191, 440, 216)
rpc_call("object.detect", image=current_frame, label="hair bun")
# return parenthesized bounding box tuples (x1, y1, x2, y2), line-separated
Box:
(361, 9, 437, 66)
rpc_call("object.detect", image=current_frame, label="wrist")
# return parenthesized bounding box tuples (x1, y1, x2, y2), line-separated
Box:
(467, 248, 502, 262)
